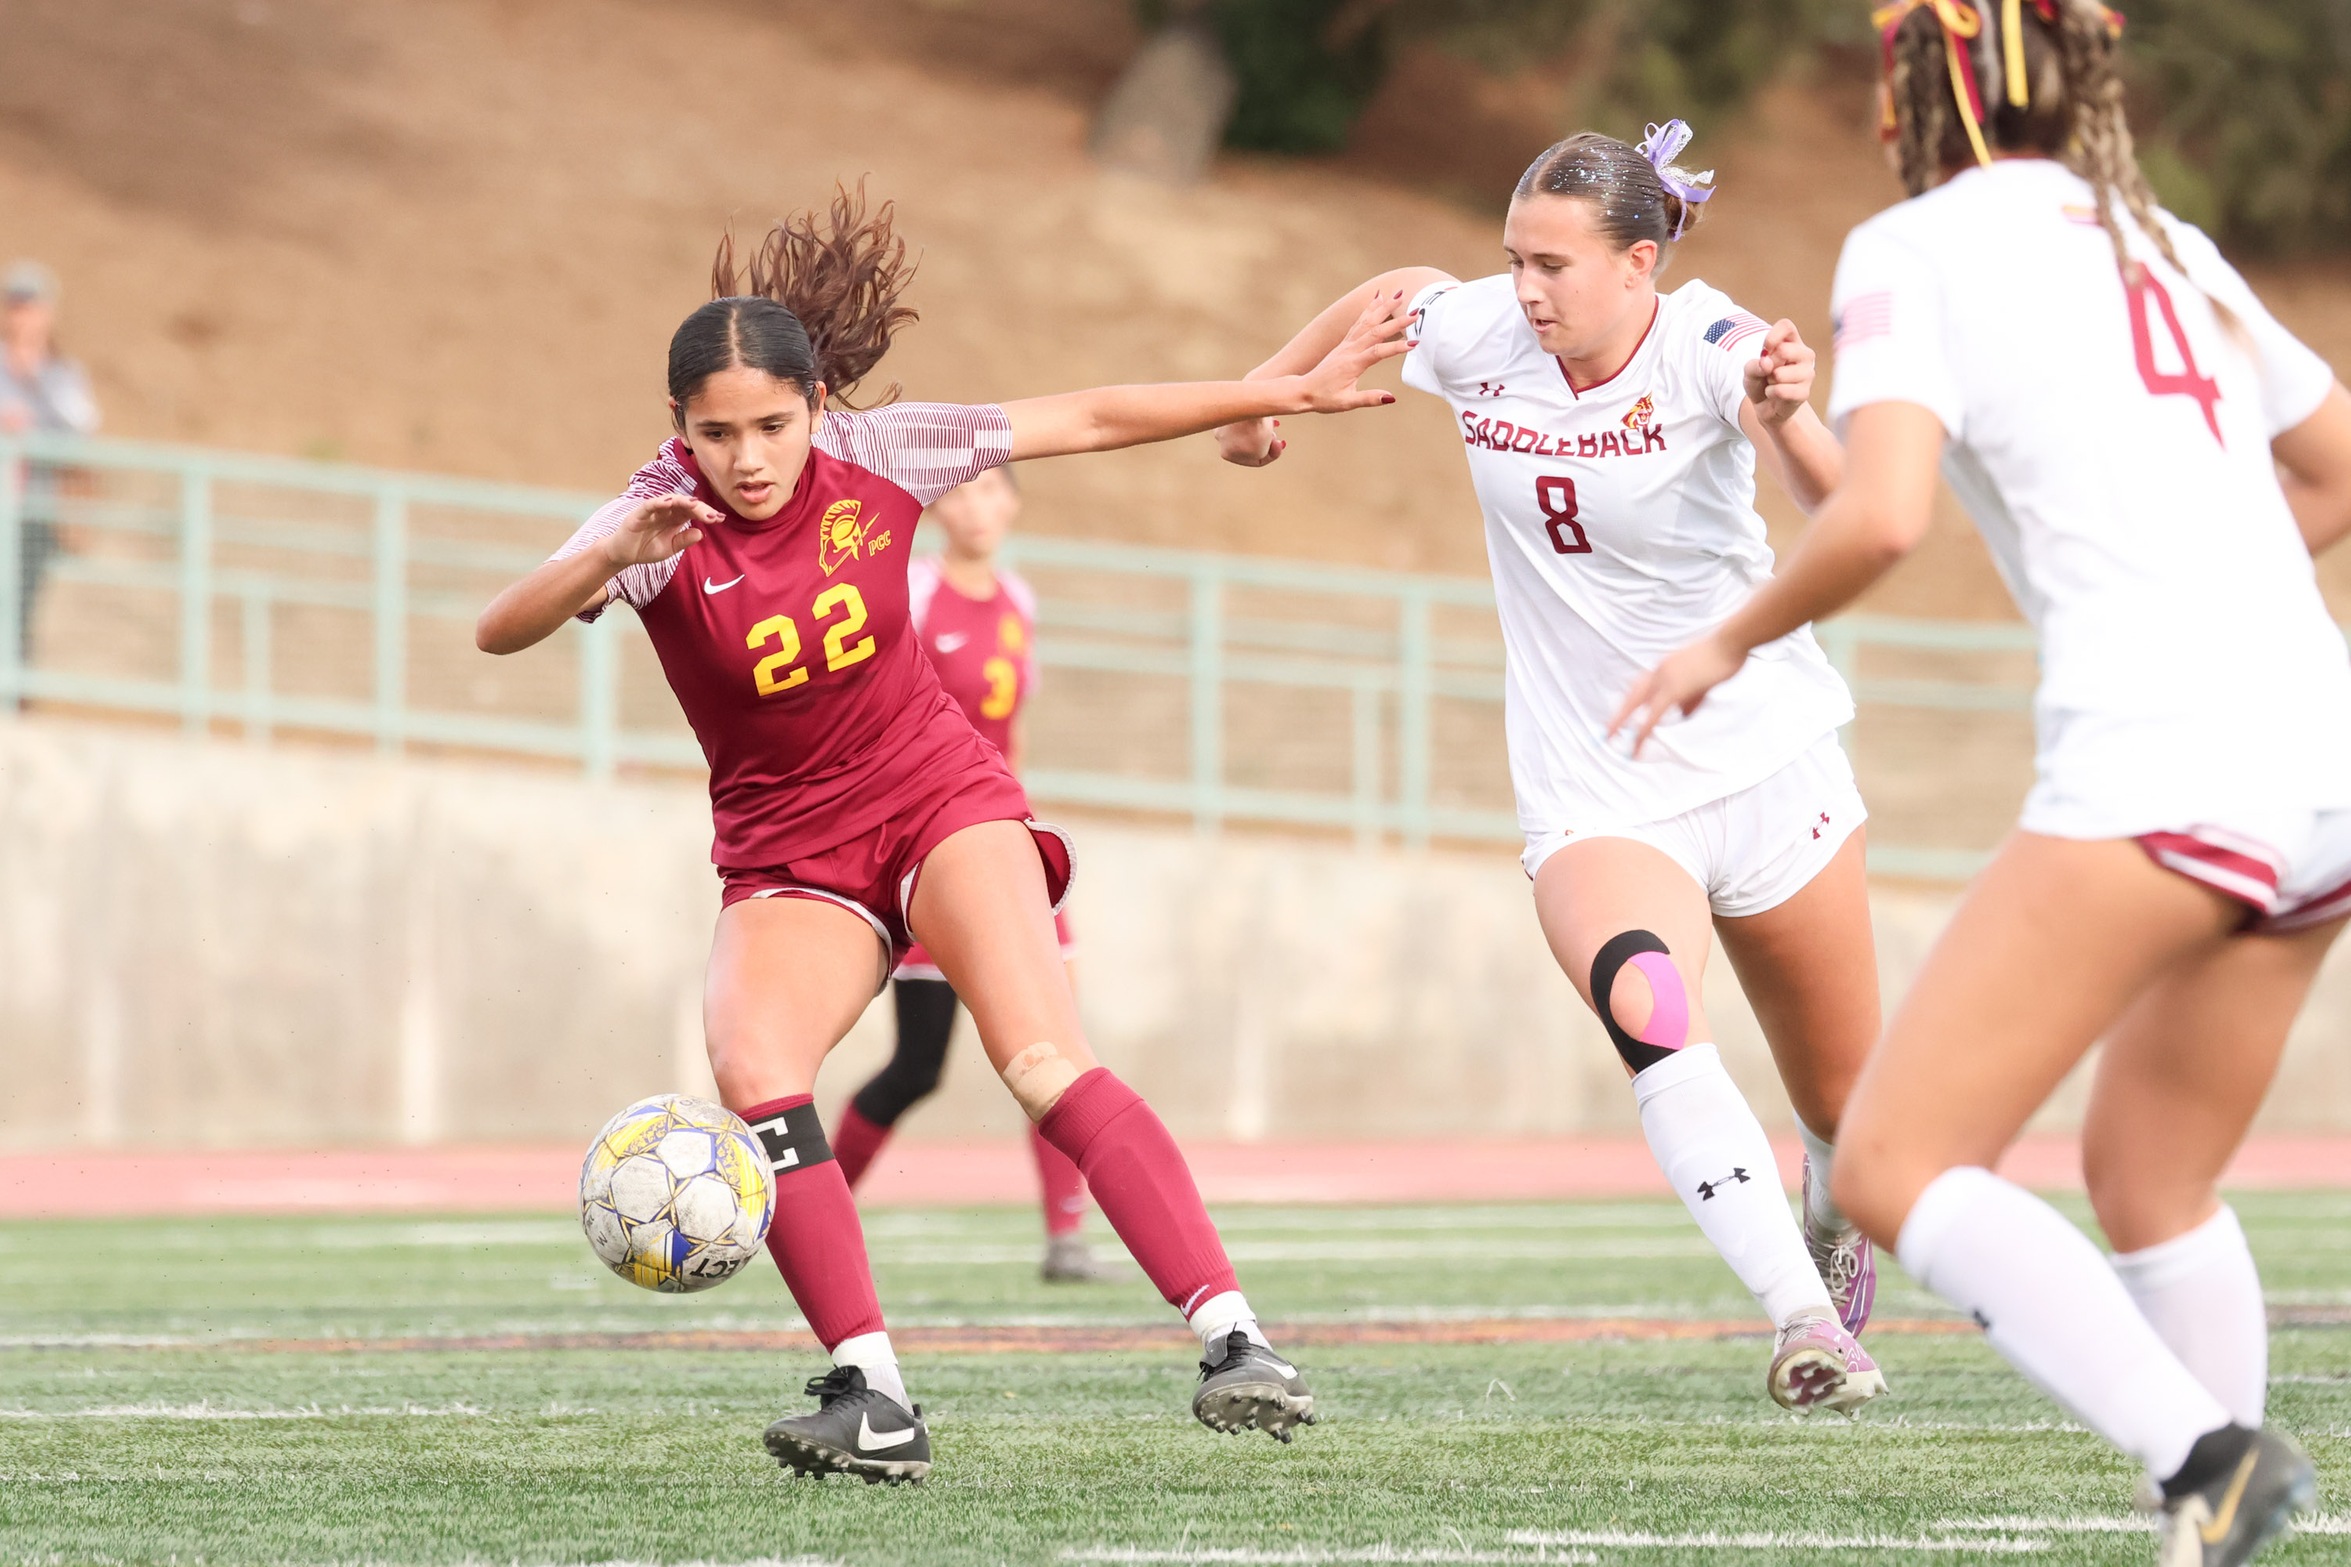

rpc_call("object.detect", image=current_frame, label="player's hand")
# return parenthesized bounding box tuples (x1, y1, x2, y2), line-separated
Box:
(601, 493, 719, 568)
(1218, 416, 1286, 468)
(1294, 289, 1413, 415)
(1608, 631, 1747, 759)
(1743, 320, 1814, 427)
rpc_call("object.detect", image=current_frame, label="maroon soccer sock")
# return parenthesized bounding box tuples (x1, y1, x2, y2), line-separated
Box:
(740, 1094, 885, 1352)
(1029, 1122, 1088, 1238)
(832, 1103, 891, 1191)
(1038, 1068, 1238, 1313)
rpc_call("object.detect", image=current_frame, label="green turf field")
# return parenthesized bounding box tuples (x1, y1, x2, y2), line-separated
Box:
(6, 1195, 2351, 1566)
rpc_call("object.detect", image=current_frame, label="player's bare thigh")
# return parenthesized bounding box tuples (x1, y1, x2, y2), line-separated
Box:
(1532, 835, 1716, 1061)
(1713, 829, 1879, 1137)
(907, 818, 1101, 1117)
(1831, 831, 2240, 1247)
(704, 895, 890, 1108)
(2084, 914, 2345, 1253)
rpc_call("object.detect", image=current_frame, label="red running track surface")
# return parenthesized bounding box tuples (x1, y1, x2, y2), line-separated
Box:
(7, 1134, 2351, 1218)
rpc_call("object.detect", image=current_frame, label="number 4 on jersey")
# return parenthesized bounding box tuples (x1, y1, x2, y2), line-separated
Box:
(2128, 271, 2223, 445)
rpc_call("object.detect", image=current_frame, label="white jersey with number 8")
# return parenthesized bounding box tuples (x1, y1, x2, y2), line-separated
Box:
(1828, 159, 2351, 839)
(1403, 274, 1855, 840)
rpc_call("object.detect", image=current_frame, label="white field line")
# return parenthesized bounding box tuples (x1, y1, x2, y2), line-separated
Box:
(0, 1402, 488, 1420)
(1064, 1552, 1595, 1565)
(866, 1240, 1716, 1266)
(59, 1208, 1699, 1255)
(869, 1205, 1691, 1237)
(1937, 1514, 2351, 1537)
(1507, 1531, 2045, 1554)
(2, 1302, 1820, 1350)
(0, 1557, 838, 1567)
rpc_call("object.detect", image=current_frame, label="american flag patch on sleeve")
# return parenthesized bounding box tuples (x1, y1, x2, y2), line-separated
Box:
(1702, 313, 1769, 353)
(1833, 292, 1894, 348)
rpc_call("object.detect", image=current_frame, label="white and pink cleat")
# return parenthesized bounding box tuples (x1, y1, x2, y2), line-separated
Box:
(1768, 1310, 1887, 1416)
(1803, 1155, 1878, 1336)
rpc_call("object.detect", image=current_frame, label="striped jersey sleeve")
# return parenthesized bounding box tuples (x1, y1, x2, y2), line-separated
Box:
(814, 402, 1015, 506)
(548, 445, 696, 619)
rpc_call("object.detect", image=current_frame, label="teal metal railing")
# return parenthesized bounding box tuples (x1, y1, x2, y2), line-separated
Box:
(0, 434, 2041, 877)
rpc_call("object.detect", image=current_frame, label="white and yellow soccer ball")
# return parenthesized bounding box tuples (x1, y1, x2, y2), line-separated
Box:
(579, 1094, 775, 1293)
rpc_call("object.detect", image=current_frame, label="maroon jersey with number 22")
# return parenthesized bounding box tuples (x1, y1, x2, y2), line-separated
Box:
(553, 404, 1019, 869)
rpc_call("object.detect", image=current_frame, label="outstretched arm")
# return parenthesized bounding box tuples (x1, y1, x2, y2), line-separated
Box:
(1735, 320, 1842, 513)
(1610, 400, 1945, 755)
(1215, 266, 1458, 467)
(2275, 381, 2351, 556)
(476, 493, 721, 654)
(1002, 290, 1414, 461)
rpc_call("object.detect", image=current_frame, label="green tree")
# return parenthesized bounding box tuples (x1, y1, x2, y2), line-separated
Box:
(2123, 0, 2351, 251)
(1132, 0, 2351, 250)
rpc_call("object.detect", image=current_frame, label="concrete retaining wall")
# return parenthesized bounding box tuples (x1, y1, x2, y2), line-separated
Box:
(6, 716, 2350, 1151)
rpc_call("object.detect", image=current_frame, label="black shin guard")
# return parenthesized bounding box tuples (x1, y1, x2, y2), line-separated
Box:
(852, 978, 961, 1128)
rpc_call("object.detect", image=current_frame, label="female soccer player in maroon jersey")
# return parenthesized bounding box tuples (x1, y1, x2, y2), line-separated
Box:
(830, 465, 1119, 1283)
(477, 189, 1407, 1481)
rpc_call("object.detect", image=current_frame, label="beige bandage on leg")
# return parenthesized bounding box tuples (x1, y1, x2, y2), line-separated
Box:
(1000, 1041, 1084, 1121)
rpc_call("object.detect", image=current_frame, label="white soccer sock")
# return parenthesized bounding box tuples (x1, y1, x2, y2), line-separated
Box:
(832, 1329, 910, 1409)
(2111, 1205, 2267, 1428)
(1796, 1116, 1851, 1234)
(1187, 1289, 1270, 1353)
(1633, 1044, 1833, 1328)
(1899, 1167, 2231, 1480)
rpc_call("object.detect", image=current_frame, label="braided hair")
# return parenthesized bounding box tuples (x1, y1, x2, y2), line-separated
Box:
(1885, 0, 2184, 289)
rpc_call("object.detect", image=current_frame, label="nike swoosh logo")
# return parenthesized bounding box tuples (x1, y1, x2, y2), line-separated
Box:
(934, 632, 968, 652)
(857, 1413, 919, 1451)
(703, 574, 744, 595)
(1259, 1355, 1298, 1379)
(2202, 1450, 2261, 1544)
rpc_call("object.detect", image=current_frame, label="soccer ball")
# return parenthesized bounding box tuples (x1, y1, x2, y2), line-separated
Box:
(579, 1094, 775, 1293)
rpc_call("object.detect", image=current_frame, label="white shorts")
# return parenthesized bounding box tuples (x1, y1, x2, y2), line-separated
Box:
(1521, 730, 1866, 918)
(2133, 811, 2351, 932)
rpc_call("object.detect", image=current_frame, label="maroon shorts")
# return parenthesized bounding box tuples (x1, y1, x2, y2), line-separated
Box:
(719, 770, 1073, 984)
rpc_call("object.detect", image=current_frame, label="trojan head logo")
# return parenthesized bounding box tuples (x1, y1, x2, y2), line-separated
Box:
(817, 499, 870, 576)
(998, 612, 1026, 654)
(1622, 394, 1656, 433)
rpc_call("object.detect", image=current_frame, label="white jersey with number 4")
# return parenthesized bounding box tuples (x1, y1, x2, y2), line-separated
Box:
(1828, 159, 2351, 838)
(1403, 274, 1854, 836)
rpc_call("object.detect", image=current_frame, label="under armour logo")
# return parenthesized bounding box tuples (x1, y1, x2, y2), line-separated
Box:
(1477, 381, 1507, 397)
(1811, 811, 1830, 840)
(1696, 1167, 1751, 1201)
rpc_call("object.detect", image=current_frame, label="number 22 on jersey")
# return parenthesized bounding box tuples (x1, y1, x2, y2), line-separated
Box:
(747, 583, 876, 697)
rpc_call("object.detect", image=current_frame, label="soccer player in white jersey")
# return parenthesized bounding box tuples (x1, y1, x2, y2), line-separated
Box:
(1220, 120, 1887, 1414)
(1617, 2, 2351, 1559)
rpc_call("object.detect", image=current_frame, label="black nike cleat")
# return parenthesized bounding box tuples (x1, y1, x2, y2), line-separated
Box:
(2156, 1425, 2316, 1567)
(762, 1366, 931, 1484)
(1191, 1329, 1316, 1443)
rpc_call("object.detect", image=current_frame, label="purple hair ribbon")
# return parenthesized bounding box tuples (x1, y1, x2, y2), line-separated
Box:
(1637, 120, 1716, 240)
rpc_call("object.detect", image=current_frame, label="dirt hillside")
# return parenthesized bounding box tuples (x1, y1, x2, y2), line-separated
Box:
(6, 0, 2349, 617)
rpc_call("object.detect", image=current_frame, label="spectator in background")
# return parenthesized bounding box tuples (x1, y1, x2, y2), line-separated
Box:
(2, 260, 101, 667)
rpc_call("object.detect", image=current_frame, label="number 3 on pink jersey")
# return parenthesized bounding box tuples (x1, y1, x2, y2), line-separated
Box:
(1537, 475, 1591, 555)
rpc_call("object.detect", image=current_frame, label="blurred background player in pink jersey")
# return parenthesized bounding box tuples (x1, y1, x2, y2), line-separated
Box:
(831, 465, 1114, 1282)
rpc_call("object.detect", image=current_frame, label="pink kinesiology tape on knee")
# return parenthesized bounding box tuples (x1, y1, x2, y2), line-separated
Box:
(1039, 1068, 1238, 1311)
(1626, 950, 1689, 1049)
